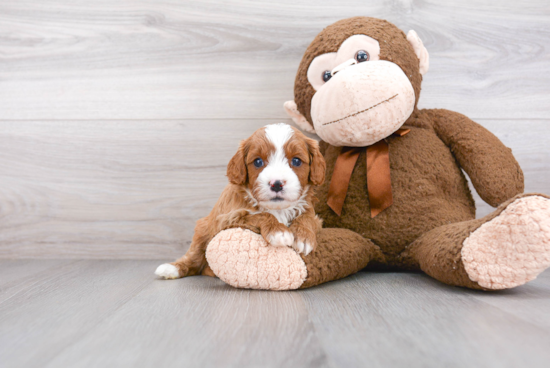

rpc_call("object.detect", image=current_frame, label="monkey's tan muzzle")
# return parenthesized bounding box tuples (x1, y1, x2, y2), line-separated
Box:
(310, 60, 415, 147)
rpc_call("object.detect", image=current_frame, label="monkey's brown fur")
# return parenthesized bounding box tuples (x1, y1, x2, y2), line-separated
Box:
(293, 17, 525, 289)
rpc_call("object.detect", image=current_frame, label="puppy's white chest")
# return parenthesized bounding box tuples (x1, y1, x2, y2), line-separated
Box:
(268, 208, 298, 227)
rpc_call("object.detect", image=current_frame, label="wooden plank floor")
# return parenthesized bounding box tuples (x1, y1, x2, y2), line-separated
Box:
(0, 260, 549, 368)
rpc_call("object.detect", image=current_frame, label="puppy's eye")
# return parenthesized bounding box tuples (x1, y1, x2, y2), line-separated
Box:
(355, 50, 369, 63)
(291, 157, 302, 167)
(253, 158, 264, 168)
(322, 70, 332, 82)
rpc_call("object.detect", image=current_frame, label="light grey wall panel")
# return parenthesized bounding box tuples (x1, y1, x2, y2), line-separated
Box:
(0, 0, 549, 120)
(1, 119, 547, 259)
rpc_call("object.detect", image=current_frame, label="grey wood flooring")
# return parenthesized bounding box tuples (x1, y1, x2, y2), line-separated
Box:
(0, 260, 549, 368)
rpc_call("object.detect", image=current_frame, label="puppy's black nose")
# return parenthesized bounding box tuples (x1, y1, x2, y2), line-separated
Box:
(270, 180, 284, 192)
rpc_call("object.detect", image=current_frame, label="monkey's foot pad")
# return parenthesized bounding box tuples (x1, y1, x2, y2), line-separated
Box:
(462, 195, 550, 289)
(206, 228, 307, 290)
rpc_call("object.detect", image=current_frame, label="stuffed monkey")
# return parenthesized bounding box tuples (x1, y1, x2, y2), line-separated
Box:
(206, 17, 550, 290)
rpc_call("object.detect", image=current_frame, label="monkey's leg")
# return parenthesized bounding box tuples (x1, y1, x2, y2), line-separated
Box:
(299, 228, 384, 289)
(206, 227, 384, 290)
(401, 193, 550, 290)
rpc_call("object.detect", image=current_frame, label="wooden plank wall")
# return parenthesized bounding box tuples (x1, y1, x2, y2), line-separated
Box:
(1, 0, 549, 259)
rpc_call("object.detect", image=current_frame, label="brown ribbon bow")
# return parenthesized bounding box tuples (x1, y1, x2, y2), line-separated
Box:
(327, 128, 410, 218)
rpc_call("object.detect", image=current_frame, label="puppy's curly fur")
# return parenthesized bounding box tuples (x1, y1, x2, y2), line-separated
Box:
(155, 123, 325, 279)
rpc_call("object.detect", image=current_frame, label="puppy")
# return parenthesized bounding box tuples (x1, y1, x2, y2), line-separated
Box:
(155, 123, 326, 279)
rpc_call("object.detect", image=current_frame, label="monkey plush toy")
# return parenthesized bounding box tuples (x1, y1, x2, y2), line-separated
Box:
(206, 16, 550, 290)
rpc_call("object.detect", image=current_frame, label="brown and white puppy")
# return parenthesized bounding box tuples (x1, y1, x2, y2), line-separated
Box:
(155, 123, 326, 279)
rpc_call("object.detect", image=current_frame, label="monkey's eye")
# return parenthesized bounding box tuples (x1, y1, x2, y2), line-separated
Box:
(253, 158, 264, 168)
(322, 70, 332, 82)
(355, 50, 370, 63)
(291, 157, 302, 167)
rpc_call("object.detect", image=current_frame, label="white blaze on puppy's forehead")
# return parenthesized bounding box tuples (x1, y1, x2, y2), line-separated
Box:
(262, 123, 295, 175)
(264, 123, 294, 155)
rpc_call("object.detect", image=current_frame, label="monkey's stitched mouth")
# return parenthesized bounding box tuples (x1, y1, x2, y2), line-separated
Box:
(322, 94, 399, 126)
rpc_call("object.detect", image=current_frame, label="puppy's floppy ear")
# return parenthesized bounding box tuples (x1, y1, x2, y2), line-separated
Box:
(227, 141, 248, 185)
(306, 137, 326, 186)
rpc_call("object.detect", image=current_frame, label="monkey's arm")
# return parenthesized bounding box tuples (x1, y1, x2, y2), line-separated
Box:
(430, 108, 524, 207)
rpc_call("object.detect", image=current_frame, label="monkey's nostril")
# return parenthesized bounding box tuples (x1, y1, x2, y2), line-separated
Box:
(270, 180, 284, 193)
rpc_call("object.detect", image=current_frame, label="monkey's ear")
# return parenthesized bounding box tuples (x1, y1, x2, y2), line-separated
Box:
(284, 100, 316, 134)
(406, 30, 429, 75)
(226, 142, 248, 185)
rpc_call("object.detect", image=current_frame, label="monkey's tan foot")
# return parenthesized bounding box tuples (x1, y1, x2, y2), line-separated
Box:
(206, 228, 307, 290)
(462, 195, 550, 290)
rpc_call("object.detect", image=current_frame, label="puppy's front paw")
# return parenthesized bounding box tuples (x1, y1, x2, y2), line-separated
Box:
(266, 230, 294, 247)
(155, 263, 181, 279)
(291, 227, 317, 255)
(293, 238, 316, 255)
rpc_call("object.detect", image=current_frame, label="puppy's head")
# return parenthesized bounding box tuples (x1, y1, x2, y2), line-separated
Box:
(227, 123, 325, 209)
